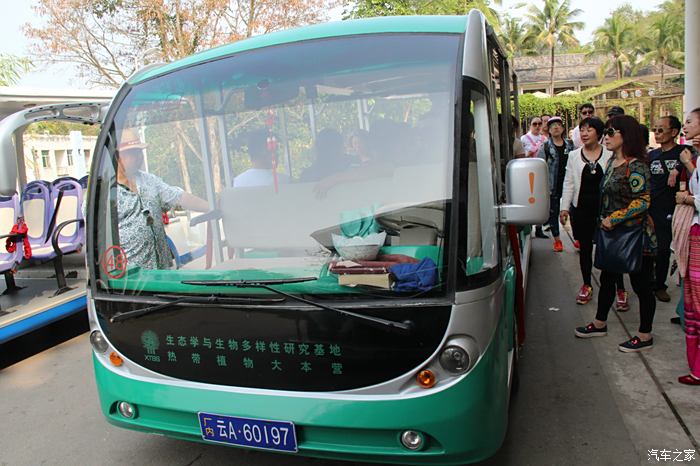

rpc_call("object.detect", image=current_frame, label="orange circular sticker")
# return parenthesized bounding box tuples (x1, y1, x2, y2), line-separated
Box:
(102, 245, 127, 279)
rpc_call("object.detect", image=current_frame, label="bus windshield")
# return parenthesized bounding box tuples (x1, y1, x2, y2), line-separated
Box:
(91, 33, 460, 297)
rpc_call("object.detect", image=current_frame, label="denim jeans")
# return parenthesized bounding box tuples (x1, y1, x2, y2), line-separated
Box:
(548, 195, 561, 238)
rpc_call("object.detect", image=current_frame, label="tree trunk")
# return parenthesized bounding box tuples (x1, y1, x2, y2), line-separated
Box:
(247, 0, 256, 38)
(208, 119, 223, 195)
(31, 149, 41, 181)
(660, 57, 665, 86)
(176, 134, 192, 194)
(549, 46, 555, 95)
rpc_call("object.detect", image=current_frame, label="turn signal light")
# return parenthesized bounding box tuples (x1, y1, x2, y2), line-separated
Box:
(415, 369, 437, 388)
(109, 352, 124, 367)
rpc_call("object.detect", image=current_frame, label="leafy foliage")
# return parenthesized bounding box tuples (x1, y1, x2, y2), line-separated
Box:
(500, 15, 536, 59)
(26, 120, 101, 136)
(525, 0, 583, 92)
(0, 54, 33, 86)
(343, 0, 502, 31)
(517, 78, 634, 121)
(587, 1, 684, 82)
(24, 0, 338, 88)
(587, 12, 636, 80)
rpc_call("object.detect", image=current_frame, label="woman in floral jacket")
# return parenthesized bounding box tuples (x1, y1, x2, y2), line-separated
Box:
(575, 115, 657, 353)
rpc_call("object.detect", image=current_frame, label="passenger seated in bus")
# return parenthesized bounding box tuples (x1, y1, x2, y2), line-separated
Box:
(300, 129, 355, 182)
(347, 129, 372, 165)
(312, 120, 409, 198)
(116, 128, 208, 270)
(233, 128, 290, 187)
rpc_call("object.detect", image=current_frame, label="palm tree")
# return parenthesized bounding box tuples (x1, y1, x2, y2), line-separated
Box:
(526, 0, 583, 94)
(588, 12, 636, 80)
(642, 12, 684, 84)
(659, 0, 685, 19)
(499, 16, 536, 59)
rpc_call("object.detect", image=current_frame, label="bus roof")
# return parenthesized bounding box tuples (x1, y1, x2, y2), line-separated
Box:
(129, 15, 469, 85)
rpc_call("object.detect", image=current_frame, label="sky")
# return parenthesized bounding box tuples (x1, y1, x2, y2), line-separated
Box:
(0, 0, 666, 90)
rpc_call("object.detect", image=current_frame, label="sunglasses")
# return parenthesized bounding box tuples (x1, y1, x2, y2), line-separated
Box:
(581, 110, 594, 115)
(653, 127, 669, 133)
(603, 128, 621, 137)
(531, 121, 542, 126)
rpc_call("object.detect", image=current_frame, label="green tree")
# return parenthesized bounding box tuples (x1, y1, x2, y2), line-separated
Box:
(499, 16, 536, 59)
(658, 0, 684, 20)
(587, 12, 636, 80)
(26, 121, 100, 136)
(0, 54, 32, 86)
(641, 12, 684, 84)
(343, 0, 413, 17)
(343, 0, 502, 31)
(525, 0, 583, 94)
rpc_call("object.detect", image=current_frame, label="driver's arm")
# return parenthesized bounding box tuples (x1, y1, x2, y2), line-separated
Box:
(179, 192, 209, 212)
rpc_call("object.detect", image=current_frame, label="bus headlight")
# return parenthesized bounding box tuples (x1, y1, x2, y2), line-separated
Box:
(89, 330, 109, 354)
(439, 345, 470, 373)
(438, 336, 479, 374)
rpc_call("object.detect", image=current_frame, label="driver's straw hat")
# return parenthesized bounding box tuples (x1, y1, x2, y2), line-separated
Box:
(118, 127, 148, 152)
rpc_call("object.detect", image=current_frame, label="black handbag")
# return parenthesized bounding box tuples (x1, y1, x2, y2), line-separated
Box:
(594, 224, 644, 274)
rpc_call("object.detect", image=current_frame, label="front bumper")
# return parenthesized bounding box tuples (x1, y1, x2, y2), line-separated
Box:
(93, 334, 509, 466)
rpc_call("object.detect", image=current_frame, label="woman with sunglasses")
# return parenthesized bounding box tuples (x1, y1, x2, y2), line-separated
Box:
(560, 117, 611, 304)
(522, 116, 549, 238)
(575, 115, 657, 352)
(521, 116, 547, 158)
(676, 108, 700, 384)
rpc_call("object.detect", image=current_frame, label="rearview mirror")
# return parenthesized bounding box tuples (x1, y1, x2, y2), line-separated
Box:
(499, 158, 549, 225)
(244, 80, 300, 110)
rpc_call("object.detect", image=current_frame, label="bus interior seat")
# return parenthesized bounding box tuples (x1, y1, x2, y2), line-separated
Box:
(0, 193, 23, 295)
(165, 213, 207, 269)
(219, 163, 449, 257)
(375, 203, 444, 246)
(50, 177, 85, 252)
(22, 181, 52, 251)
(21, 179, 85, 294)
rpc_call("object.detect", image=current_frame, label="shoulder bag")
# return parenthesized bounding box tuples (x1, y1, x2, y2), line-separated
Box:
(594, 224, 644, 273)
(593, 158, 644, 274)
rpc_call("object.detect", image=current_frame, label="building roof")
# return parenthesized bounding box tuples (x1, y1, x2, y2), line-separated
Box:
(0, 87, 114, 121)
(130, 16, 470, 84)
(513, 53, 682, 85)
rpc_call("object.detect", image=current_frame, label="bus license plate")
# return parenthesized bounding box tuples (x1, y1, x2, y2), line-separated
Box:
(198, 412, 298, 452)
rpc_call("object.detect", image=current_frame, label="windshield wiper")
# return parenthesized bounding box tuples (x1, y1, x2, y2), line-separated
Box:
(106, 294, 285, 323)
(181, 278, 415, 336)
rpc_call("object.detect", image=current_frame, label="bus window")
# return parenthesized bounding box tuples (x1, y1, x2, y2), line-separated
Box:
(91, 33, 460, 297)
(465, 88, 498, 276)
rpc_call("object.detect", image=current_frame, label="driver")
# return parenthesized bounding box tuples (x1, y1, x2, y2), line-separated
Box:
(116, 128, 208, 269)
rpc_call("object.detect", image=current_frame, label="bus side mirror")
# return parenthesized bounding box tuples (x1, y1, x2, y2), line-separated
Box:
(499, 158, 550, 225)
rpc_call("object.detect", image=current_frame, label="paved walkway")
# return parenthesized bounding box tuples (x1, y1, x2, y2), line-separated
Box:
(557, 228, 700, 464)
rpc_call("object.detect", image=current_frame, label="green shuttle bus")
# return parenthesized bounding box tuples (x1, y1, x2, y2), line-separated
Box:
(0, 10, 550, 465)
